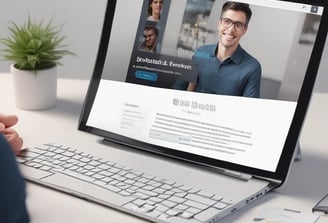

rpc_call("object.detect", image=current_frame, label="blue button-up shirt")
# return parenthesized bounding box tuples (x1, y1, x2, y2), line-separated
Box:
(0, 134, 29, 223)
(174, 44, 262, 98)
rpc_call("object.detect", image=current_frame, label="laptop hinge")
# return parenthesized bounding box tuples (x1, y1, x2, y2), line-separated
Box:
(254, 175, 282, 186)
(214, 168, 253, 181)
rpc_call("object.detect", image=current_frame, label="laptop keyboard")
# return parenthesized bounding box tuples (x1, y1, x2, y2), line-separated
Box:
(17, 143, 234, 223)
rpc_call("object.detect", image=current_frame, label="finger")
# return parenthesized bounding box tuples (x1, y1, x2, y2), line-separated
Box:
(0, 122, 5, 131)
(4, 131, 19, 143)
(1, 127, 17, 135)
(0, 114, 19, 128)
(11, 137, 24, 155)
(3, 131, 23, 154)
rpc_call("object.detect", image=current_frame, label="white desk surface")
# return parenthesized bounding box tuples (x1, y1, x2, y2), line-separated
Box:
(1, 72, 328, 223)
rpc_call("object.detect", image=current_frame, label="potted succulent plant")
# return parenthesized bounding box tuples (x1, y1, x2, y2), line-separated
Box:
(0, 16, 74, 110)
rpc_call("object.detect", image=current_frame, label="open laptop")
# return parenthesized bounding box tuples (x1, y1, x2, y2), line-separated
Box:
(17, 0, 328, 222)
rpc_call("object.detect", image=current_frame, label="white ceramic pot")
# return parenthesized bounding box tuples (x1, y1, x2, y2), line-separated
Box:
(10, 64, 57, 110)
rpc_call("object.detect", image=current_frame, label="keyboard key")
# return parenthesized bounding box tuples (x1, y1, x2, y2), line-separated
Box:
(194, 207, 221, 222)
(166, 209, 182, 216)
(140, 204, 156, 212)
(54, 169, 95, 183)
(184, 200, 207, 211)
(197, 190, 214, 198)
(162, 200, 177, 208)
(180, 211, 194, 219)
(157, 213, 171, 222)
(133, 199, 147, 207)
(134, 192, 150, 200)
(103, 183, 121, 193)
(185, 193, 217, 206)
(155, 203, 170, 212)
(137, 188, 158, 197)
(185, 207, 201, 215)
(168, 196, 186, 204)
(214, 202, 230, 210)
(145, 209, 161, 218)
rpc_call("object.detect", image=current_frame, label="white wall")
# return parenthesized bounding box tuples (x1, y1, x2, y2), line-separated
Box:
(0, 0, 107, 79)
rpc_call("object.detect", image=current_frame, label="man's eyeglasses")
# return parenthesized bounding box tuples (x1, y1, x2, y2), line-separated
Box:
(219, 18, 247, 31)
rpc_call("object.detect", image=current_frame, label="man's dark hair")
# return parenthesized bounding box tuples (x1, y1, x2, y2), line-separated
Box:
(221, 1, 252, 25)
(144, 26, 159, 36)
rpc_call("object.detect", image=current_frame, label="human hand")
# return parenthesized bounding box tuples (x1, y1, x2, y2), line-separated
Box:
(0, 114, 23, 154)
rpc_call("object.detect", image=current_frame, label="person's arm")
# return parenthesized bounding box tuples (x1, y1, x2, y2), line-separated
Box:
(0, 134, 29, 223)
(243, 63, 262, 98)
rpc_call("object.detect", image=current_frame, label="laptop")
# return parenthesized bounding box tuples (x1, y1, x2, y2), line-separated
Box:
(18, 0, 328, 222)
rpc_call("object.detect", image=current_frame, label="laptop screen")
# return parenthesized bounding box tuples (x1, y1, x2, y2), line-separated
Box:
(79, 0, 327, 181)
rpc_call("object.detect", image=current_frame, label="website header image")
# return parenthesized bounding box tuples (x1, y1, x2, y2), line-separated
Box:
(100, 0, 321, 101)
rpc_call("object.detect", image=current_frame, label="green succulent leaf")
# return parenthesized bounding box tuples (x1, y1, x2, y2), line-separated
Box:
(0, 16, 74, 71)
